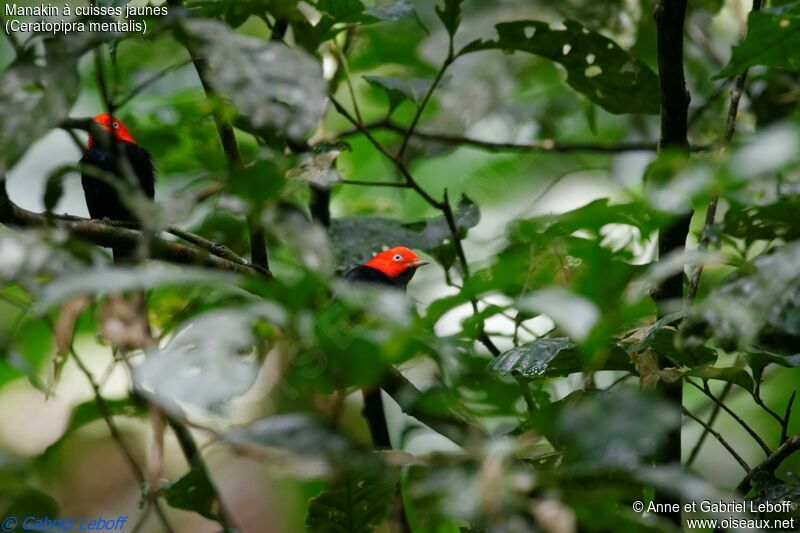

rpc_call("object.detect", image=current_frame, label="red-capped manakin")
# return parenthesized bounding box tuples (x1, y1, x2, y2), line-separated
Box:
(344, 246, 429, 449)
(80, 114, 155, 261)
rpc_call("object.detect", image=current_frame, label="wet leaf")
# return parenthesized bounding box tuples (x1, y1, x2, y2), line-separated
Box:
(185, 19, 326, 141)
(716, 2, 800, 78)
(306, 462, 397, 533)
(461, 20, 660, 115)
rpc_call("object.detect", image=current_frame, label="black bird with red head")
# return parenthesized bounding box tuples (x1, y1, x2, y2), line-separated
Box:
(343, 246, 429, 449)
(80, 114, 155, 261)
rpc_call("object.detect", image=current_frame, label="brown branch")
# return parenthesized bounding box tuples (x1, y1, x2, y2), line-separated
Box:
(686, 381, 733, 467)
(687, 379, 771, 455)
(167, 0, 270, 275)
(340, 119, 663, 154)
(683, 407, 751, 474)
(0, 179, 262, 275)
(736, 434, 800, 495)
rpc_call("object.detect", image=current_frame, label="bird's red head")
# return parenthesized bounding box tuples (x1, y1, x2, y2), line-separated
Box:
(87, 114, 135, 148)
(365, 246, 429, 278)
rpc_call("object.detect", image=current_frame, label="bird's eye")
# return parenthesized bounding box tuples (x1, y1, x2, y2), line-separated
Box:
(112, 122, 120, 129)
(392, 254, 403, 262)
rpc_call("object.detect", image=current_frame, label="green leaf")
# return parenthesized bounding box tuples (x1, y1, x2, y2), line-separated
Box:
(316, 0, 418, 24)
(681, 241, 800, 353)
(160, 468, 219, 521)
(724, 198, 800, 243)
(716, 2, 800, 79)
(306, 463, 397, 533)
(330, 194, 479, 267)
(687, 365, 755, 393)
(0, 486, 59, 520)
(489, 338, 582, 378)
(364, 75, 438, 110)
(436, 0, 465, 37)
(554, 390, 680, 468)
(184, 20, 326, 141)
(750, 472, 800, 509)
(43, 165, 76, 213)
(461, 20, 660, 115)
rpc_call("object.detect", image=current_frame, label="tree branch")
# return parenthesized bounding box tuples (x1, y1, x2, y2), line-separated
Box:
(687, 379, 771, 455)
(339, 119, 663, 154)
(652, 1, 692, 522)
(0, 178, 262, 275)
(683, 407, 751, 474)
(736, 434, 800, 495)
(167, 0, 270, 275)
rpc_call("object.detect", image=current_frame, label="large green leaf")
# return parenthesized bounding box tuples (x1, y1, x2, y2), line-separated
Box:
(461, 20, 660, 115)
(716, 2, 800, 78)
(330, 194, 479, 267)
(489, 338, 582, 378)
(184, 19, 326, 141)
(306, 463, 397, 533)
(553, 390, 680, 468)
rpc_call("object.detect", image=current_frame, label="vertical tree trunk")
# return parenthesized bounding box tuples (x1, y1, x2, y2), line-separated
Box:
(652, 0, 691, 525)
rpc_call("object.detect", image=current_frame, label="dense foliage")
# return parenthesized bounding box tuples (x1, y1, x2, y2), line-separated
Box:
(1, 0, 799, 531)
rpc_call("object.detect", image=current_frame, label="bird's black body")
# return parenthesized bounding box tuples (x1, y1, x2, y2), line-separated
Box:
(343, 264, 417, 289)
(80, 142, 155, 222)
(80, 142, 155, 262)
(344, 261, 421, 450)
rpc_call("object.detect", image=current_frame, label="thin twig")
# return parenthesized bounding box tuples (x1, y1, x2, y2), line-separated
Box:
(397, 44, 455, 159)
(781, 390, 796, 445)
(341, 179, 411, 188)
(683, 407, 751, 474)
(339, 119, 663, 154)
(113, 60, 193, 109)
(70, 349, 176, 533)
(167, 0, 270, 275)
(687, 0, 763, 301)
(686, 381, 733, 467)
(687, 379, 771, 455)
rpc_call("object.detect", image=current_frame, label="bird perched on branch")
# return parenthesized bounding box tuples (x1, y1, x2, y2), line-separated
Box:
(344, 246, 429, 288)
(80, 113, 155, 262)
(344, 246, 429, 449)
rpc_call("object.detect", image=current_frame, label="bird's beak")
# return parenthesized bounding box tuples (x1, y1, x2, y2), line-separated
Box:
(410, 259, 429, 268)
